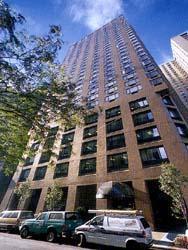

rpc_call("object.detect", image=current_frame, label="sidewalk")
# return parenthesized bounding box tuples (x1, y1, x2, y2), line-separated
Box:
(152, 231, 187, 250)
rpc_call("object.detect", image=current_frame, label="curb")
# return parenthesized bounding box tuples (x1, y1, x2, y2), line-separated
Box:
(152, 243, 187, 250)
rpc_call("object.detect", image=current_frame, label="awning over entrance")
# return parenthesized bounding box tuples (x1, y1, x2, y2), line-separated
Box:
(96, 181, 134, 200)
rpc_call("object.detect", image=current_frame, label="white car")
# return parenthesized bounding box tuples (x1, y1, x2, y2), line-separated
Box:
(75, 210, 153, 249)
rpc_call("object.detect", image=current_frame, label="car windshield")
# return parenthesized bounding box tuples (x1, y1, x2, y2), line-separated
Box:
(140, 218, 150, 229)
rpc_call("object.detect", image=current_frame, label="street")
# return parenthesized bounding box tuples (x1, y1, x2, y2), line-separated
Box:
(0, 232, 164, 250)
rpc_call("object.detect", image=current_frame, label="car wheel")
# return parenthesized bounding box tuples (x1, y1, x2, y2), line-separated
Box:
(20, 227, 29, 239)
(46, 230, 56, 242)
(77, 234, 86, 247)
(126, 240, 139, 250)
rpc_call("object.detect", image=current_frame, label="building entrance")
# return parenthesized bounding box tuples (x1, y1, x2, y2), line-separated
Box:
(24, 189, 42, 213)
(146, 179, 186, 231)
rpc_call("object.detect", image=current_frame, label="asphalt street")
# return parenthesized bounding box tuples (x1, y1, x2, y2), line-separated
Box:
(0, 232, 164, 250)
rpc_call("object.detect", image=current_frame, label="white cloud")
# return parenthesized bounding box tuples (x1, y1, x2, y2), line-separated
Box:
(69, 0, 124, 31)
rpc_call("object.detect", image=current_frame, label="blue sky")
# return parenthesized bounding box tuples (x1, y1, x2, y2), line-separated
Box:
(7, 0, 188, 64)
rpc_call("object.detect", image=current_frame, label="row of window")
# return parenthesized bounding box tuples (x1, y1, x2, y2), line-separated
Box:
(19, 144, 169, 182)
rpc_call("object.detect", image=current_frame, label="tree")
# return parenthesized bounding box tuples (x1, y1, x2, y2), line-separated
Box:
(45, 183, 64, 211)
(14, 181, 31, 203)
(0, 0, 85, 175)
(159, 163, 188, 226)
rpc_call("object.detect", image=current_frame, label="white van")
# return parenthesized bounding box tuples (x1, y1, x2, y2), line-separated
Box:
(75, 210, 153, 249)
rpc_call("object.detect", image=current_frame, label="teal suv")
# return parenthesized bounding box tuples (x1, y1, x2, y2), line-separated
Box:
(19, 211, 83, 242)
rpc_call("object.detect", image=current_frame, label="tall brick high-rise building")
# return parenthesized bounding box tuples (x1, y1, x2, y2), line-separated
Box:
(1, 16, 188, 230)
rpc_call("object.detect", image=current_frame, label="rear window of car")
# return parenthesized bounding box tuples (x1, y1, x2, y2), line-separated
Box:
(20, 212, 34, 219)
(140, 218, 150, 229)
(49, 213, 63, 220)
(2, 212, 19, 218)
(65, 213, 79, 220)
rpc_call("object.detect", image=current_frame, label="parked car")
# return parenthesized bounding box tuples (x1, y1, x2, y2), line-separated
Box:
(0, 210, 34, 232)
(74, 210, 153, 249)
(19, 211, 83, 242)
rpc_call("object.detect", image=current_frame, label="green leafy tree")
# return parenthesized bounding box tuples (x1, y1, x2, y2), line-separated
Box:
(159, 163, 188, 226)
(0, 0, 85, 175)
(14, 181, 31, 202)
(45, 183, 64, 211)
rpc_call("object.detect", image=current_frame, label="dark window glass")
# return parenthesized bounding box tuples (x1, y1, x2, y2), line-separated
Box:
(133, 111, 154, 126)
(24, 157, 34, 166)
(136, 126, 160, 143)
(49, 213, 63, 220)
(39, 152, 51, 164)
(58, 146, 72, 160)
(85, 113, 98, 125)
(53, 163, 69, 179)
(43, 137, 55, 150)
(33, 166, 47, 180)
(140, 218, 150, 229)
(150, 77, 163, 86)
(175, 124, 188, 137)
(81, 140, 97, 155)
(19, 169, 30, 182)
(162, 96, 174, 106)
(61, 132, 75, 144)
(129, 98, 148, 111)
(83, 126, 97, 139)
(79, 158, 96, 175)
(107, 134, 125, 150)
(140, 146, 168, 167)
(31, 141, 40, 151)
(105, 106, 121, 119)
(106, 119, 123, 133)
(48, 127, 58, 137)
(107, 152, 128, 172)
(168, 108, 182, 121)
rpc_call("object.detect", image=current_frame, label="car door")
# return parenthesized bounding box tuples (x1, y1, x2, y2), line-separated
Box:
(86, 216, 107, 245)
(32, 213, 47, 235)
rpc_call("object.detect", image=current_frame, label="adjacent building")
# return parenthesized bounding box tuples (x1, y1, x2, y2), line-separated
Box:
(1, 16, 188, 230)
(160, 32, 188, 109)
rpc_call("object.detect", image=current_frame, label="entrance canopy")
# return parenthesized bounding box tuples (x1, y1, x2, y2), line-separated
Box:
(96, 181, 134, 200)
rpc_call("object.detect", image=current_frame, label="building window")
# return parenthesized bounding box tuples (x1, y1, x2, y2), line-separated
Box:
(48, 127, 58, 137)
(106, 119, 123, 134)
(85, 113, 98, 125)
(126, 85, 142, 94)
(107, 152, 128, 172)
(39, 152, 51, 164)
(58, 146, 72, 160)
(129, 98, 148, 111)
(150, 77, 163, 86)
(33, 166, 47, 180)
(53, 163, 69, 179)
(81, 140, 97, 155)
(79, 158, 96, 175)
(133, 110, 154, 126)
(19, 169, 30, 182)
(24, 156, 34, 167)
(43, 137, 55, 150)
(61, 132, 75, 144)
(105, 106, 121, 119)
(140, 146, 168, 167)
(136, 126, 160, 143)
(162, 96, 174, 106)
(175, 124, 188, 137)
(168, 108, 182, 121)
(83, 126, 97, 139)
(107, 133, 125, 150)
